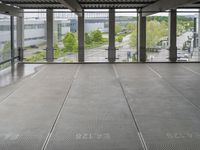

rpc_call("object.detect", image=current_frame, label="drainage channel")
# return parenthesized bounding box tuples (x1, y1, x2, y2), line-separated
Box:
(112, 64, 148, 150)
(41, 64, 81, 150)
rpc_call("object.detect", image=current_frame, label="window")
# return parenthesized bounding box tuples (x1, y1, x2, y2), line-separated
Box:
(53, 11, 78, 62)
(23, 10, 47, 62)
(146, 12, 169, 62)
(84, 10, 109, 62)
(0, 14, 11, 70)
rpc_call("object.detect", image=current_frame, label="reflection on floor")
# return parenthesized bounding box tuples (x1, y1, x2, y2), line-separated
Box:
(0, 63, 200, 150)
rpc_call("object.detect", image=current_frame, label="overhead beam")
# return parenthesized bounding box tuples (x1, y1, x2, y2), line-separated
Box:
(0, 3, 22, 17)
(179, 4, 200, 8)
(142, 0, 200, 16)
(1, 1, 60, 4)
(58, 0, 82, 16)
(79, 1, 153, 4)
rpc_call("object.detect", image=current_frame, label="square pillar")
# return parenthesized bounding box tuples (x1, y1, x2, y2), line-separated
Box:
(78, 10, 84, 63)
(108, 9, 116, 62)
(17, 12, 24, 62)
(169, 9, 177, 62)
(193, 18, 197, 48)
(10, 16, 15, 67)
(46, 9, 54, 62)
(138, 12, 146, 62)
(198, 9, 200, 49)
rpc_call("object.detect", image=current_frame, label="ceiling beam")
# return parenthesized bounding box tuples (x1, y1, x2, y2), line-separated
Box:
(58, 0, 82, 16)
(79, 1, 154, 4)
(0, 3, 22, 17)
(1, 1, 61, 5)
(142, 0, 200, 16)
(179, 3, 200, 8)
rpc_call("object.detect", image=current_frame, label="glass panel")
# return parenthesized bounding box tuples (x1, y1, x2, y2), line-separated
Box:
(0, 14, 11, 70)
(23, 10, 47, 62)
(177, 9, 199, 62)
(115, 9, 138, 62)
(53, 12, 78, 62)
(84, 10, 109, 62)
(146, 12, 169, 62)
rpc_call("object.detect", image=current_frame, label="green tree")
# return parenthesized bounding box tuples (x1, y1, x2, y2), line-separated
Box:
(126, 23, 135, 31)
(63, 32, 77, 52)
(146, 20, 168, 48)
(116, 35, 123, 42)
(115, 23, 122, 34)
(90, 30, 103, 42)
(85, 33, 92, 44)
(129, 23, 137, 48)
(2, 41, 11, 60)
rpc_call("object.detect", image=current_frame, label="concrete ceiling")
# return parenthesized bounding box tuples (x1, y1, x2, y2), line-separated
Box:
(0, 0, 200, 12)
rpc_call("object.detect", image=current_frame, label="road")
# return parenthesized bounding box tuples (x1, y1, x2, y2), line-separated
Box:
(24, 31, 199, 62)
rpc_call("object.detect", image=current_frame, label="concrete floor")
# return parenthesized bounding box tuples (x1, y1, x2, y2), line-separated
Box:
(0, 63, 200, 150)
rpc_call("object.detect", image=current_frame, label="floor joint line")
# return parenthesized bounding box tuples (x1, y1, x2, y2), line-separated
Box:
(148, 65, 200, 114)
(112, 64, 148, 150)
(41, 64, 81, 150)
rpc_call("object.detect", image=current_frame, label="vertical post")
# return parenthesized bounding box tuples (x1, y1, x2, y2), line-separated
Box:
(193, 17, 197, 48)
(17, 11, 24, 62)
(108, 9, 115, 62)
(46, 9, 54, 62)
(10, 16, 15, 67)
(198, 10, 200, 61)
(138, 12, 146, 62)
(78, 10, 84, 63)
(169, 9, 177, 62)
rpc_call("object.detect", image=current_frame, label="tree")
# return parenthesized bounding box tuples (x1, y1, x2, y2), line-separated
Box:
(85, 33, 92, 44)
(116, 35, 123, 42)
(146, 20, 168, 48)
(63, 32, 77, 52)
(115, 23, 122, 34)
(2, 41, 11, 60)
(126, 23, 135, 31)
(129, 23, 137, 48)
(90, 30, 103, 42)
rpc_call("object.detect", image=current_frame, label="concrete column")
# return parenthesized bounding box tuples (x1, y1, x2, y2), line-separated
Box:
(17, 12, 24, 62)
(198, 9, 200, 49)
(169, 9, 177, 62)
(46, 9, 54, 62)
(138, 12, 146, 62)
(78, 10, 84, 63)
(194, 17, 197, 48)
(108, 9, 116, 62)
(10, 16, 15, 67)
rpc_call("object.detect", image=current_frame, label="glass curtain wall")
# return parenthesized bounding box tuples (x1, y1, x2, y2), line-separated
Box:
(0, 14, 11, 70)
(84, 10, 109, 62)
(146, 12, 169, 62)
(115, 10, 138, 62)
(177, 9, 199, 62)
(23, 10, 47, 62)
(53, 10, 78, 62)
